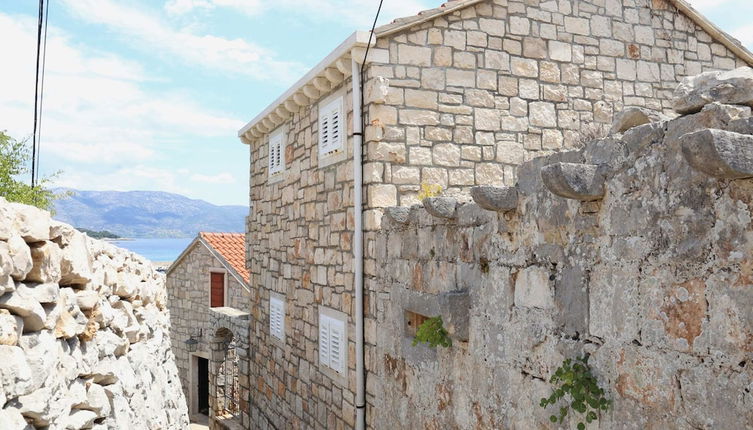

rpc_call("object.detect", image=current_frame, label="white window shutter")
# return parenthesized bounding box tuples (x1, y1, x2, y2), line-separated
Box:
(270, 297, 284, 340)
(329, 318, 346, 373)
(319, 315, 330, 366)
(269, 131, 284, 175)
(329, 102, 342, 154)
(319, 97, 343, 157)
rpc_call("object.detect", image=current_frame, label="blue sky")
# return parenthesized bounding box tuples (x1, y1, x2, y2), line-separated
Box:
(0, 0, 751, 205)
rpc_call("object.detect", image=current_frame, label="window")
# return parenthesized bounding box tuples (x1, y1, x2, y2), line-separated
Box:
(319, 310, 347, 374)
(210, 272, 225, 307)
(269, 295, 285, 341)
(268, 128, 285, 176)
(318, 97, 344, 158)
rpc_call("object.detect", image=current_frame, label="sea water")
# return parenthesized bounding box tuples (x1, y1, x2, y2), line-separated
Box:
(111, 238, 193, 263)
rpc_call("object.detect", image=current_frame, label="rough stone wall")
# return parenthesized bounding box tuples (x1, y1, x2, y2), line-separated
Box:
(373, 87, 753, 427)
(244, 1, 750, 428)
(363, 0, 747, 206)
(0, 198, 189, 429)
(166, 242, 251, 428)
(246, 78, 362, 429)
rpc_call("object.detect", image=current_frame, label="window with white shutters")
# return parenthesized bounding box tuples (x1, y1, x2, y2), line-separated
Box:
(268, 129, 284, 176)
(269, 296, 285, 341)
(318, 311, 347, 374)
(318, 97, 344, 158)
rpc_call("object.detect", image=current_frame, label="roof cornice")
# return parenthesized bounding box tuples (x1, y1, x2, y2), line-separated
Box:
(667, 0, 753, 67)
(237, 31, 376, 144)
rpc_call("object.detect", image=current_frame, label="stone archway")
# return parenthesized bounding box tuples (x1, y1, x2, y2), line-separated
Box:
(207, 309, 250, 429)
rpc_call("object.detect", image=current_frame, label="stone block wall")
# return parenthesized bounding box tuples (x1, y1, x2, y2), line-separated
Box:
(0, 198, 189, 429)
(363, 0, 747, 206)
(246, 79, 362, 429)
(373, 89, 753, 428)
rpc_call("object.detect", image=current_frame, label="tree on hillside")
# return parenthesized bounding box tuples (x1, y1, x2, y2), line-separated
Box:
(0, 130, 66, 211)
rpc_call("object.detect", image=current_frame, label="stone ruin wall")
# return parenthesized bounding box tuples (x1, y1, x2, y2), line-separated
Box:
(0, 199, 189, 429)
(374, 70, 753, 429)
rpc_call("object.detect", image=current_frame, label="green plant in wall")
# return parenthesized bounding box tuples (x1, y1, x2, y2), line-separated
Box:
(539, 356, 611, 429)
(412, 316, 452, 348)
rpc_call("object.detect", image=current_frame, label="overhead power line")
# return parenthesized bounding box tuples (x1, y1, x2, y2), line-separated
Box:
(32, 0, 50, 188)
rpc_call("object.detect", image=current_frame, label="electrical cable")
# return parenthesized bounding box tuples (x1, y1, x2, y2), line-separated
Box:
(36, 0, 50, 187)
(31, 0, 45, 188)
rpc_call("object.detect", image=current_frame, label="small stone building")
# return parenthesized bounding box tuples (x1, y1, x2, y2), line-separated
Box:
(236, 0, 753, 428)
(166, 232, 251, 429)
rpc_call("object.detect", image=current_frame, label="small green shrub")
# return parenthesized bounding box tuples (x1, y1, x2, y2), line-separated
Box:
(539, 356, 611, 430)
(412, 316, 451, 348)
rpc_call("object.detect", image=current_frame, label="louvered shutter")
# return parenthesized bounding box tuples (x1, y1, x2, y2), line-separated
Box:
(328, 317, 346, 373)
(319, 314, 330, 366)
(269, 131, 284, 175)
(319, 97, 343, 157)
(270, 297, 284, 340)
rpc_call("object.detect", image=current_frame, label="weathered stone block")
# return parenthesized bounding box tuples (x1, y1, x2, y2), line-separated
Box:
(514, 266, 554, 309)
(422, 197, 457, 219)
(674, 67, 753, 114)
(680, 129, 753, 179)
(541, 163, 605, 201)
(470, 186, 518, 212)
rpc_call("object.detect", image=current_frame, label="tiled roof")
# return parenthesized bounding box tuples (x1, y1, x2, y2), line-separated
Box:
(200, 232, 249, 283)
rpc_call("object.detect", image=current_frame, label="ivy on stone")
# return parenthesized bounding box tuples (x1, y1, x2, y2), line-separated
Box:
(539, 356, 611, 429)
(412, 316, 451, 348)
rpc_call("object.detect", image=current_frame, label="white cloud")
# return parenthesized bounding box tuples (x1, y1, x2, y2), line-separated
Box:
(0, 13, 242, 169)
(56, 166, 192, 195)
(732, 24, 753, 47)
(162, 0, 437, 28)
(61, 0, 305, 82)
(190, 172, 235, 184)
(686, 0, 735, 12)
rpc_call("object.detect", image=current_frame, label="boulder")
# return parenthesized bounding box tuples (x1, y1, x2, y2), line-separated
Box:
(76, 290, 99, 311)
(7, 235, 32, 281)
(673, 67, 753, 114)
(0, 198, 14, 241)
(0, 289, 46, 332)
(470, 186, 518, 212)
(422, 197, 458, 219)
(0, 309, 20, 346)
(610, 106, 670, 133)
(680, 129, 753, 179)
(60, 231, 93, 286)
(16, 282, 59, 304)
(64, 409, 98, 430)
(541, 162, 606, 201)
(0, 242, 15, 294)
(0, 407, 31, 430)
(9, 203, 50, 243)
(49, 221, 77, 247)
(17, 331, 58, 392)
(12, 382, 70, 427)
(383, 206, 411, 224)
(26, 241, 62, 284)
(0, 345, 34, 403)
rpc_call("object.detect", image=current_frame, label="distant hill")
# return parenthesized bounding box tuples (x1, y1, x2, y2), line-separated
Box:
(52, 189, 247, 238)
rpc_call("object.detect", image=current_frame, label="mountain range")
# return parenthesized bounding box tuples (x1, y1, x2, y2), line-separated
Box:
(52, 189, 247, 238)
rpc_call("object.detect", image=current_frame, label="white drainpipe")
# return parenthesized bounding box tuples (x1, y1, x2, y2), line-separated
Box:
(351, 57, 366, 430)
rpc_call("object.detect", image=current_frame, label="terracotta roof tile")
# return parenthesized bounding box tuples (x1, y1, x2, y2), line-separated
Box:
(200, 232, 249, 283)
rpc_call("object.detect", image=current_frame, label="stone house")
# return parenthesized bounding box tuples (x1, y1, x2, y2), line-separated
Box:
(236, 0, 753, 428)
(166, 232, 251, 429)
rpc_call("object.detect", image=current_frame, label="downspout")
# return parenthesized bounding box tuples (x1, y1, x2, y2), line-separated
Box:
(351, 57, 366, 430)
